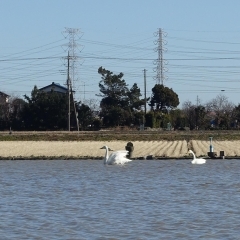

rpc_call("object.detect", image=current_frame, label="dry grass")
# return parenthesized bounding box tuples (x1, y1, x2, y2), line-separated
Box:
(2, 129, 240, 141)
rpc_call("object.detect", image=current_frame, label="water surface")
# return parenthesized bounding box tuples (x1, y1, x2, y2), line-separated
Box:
(0, 159, 240, 239)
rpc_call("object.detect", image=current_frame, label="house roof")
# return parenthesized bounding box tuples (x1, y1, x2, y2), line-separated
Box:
(39, 82, 68, 92)
(0, 91, 9, 97)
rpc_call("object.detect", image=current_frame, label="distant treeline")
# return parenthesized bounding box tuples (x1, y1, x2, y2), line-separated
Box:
(1, 67, 240, 131)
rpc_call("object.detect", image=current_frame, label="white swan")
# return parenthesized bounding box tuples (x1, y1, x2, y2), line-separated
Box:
(100, 145, 132, 165)
(188, 150, 206, 164)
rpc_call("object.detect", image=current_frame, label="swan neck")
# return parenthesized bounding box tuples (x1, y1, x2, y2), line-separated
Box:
(104, 147, 109, 164)
(191, 152, 196, 159)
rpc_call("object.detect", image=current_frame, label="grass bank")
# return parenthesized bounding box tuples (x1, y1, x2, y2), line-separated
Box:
(0, 130, 240, 141)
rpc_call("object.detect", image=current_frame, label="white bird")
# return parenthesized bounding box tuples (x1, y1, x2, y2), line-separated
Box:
(100, 145, 132, 165)
(188, 150, 206, 164)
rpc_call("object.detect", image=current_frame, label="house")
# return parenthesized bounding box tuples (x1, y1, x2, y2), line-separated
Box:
(39, 82, 68, 94)
(0, 91, 9, 104)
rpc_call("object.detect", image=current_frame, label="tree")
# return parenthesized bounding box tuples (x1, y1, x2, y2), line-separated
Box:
(9, 97, 26, 130)
(194, 105, 206, 129)
(97, 67, 148, 127)
(84, 98, 100, 112)
(169, 108, 186, 130)
(149, 84, 179, 111)
(205, 94, 235, 129)
(232, 104, 240, 128)
(77, 103, 94, 130)
(97, 67, 130, 127)
(128, 83, 145, 111)
(21, 86, 68, 130)
(97, 67, 129, 109)
(0, 100, 10, 130)
(182, 100, 207, 130)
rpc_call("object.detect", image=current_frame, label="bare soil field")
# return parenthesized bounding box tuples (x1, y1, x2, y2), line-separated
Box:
(0, 130, 240, 159)
(0, 139, 239, 159)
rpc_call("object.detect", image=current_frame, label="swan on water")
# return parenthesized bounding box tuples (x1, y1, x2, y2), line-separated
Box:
(188, 150, 206, 164)
(100, 145, 132, 165)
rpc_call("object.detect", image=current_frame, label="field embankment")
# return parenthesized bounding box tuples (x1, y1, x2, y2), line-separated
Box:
(1, 129, 240, 141)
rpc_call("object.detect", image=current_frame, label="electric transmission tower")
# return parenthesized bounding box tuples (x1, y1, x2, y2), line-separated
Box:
(153, 28, 168, 85)
(63, 27, 82, 132)
(63, 27, 82, 90)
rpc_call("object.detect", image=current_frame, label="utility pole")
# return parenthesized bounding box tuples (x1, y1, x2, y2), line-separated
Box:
(67, 51, 71, 131)
(196, 95, 200, 106)
(63, 28, 82, 133)
(66, 51, 79, 132)
(83, 81, 85, 104)
(144, 69, 147, 116)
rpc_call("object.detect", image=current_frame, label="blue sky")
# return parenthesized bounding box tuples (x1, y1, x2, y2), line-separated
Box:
(1, 0, 240, 107)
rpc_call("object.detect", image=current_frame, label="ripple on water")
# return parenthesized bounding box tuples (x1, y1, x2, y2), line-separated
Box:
(0, 159, 240, 239)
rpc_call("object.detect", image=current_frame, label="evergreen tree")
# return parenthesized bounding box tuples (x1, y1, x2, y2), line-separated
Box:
(150, 84, 179, 111)
(128, 83, 145, 111)
(97, 67, 146, 127)
(21, 86, 68, 130)
(77, 103, 94, 130)
(97, 67, 130, 127)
